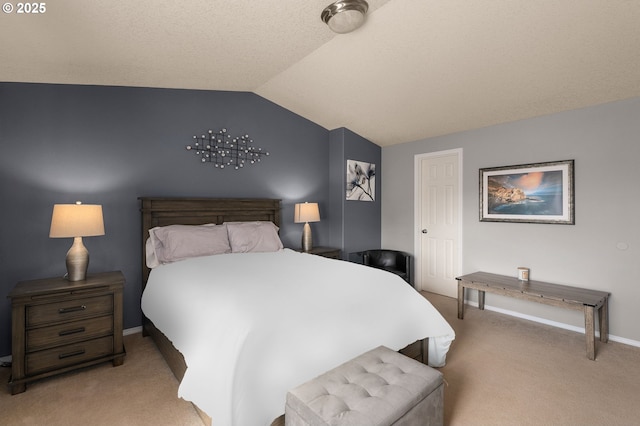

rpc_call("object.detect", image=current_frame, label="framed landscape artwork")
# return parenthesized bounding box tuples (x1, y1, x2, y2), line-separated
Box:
(480, 159, 574, 224)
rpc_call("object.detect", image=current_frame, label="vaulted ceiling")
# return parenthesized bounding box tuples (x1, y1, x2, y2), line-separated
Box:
(2, 0, 639, 146)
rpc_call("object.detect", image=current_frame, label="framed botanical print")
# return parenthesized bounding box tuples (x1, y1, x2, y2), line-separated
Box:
(346, 160, 375, 201)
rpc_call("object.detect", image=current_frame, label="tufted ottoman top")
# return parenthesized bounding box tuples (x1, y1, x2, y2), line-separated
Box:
(285, 346, 443, 425)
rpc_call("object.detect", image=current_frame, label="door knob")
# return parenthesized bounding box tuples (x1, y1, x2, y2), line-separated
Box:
(421, 229, 428, 234)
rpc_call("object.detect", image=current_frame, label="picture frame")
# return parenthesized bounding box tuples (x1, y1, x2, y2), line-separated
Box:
(479, 159, 574, 224)
(346, 159, 375, 201)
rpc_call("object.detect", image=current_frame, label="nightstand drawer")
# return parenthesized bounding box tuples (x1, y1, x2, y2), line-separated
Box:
(27, 316, 114, 352)
(26, 294, 113, 327)
(26, 336, 114, 376)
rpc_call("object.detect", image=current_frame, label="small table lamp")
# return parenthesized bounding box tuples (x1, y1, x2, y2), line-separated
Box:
(49, 201, 105, 281)
(294, 202, 320, 252)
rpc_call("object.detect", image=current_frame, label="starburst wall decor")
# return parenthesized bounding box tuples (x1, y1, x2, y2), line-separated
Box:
(185, 128, 269, 169)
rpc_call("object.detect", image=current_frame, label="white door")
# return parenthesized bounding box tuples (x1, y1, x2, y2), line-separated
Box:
(414, 150, 462, 297)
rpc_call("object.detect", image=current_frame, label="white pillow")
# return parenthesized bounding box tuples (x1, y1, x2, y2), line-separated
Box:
(145, 237, 161, 268)
(225, 221, 283, 253)
(147, 224, 231, 266)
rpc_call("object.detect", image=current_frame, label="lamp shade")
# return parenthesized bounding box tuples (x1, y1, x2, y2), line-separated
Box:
(50, 202, 105, 238)
(294, 202, 320, 223)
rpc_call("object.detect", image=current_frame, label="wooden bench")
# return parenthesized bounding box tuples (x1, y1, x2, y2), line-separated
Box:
(456, 271, 610, 360)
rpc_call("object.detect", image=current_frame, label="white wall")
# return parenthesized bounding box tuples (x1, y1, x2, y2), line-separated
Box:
(382, 97, 640, 344)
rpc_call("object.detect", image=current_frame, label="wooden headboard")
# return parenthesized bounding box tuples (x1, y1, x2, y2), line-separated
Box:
(139, 197, 281, 287)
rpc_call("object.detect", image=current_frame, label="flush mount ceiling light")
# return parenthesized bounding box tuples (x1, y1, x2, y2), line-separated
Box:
(321, 0, 369, 34)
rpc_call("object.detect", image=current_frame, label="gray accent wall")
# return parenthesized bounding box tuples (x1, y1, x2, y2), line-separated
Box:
(0, 83, 380, 356)
(329, 128, 382, 260)
(382, 97, 640, 344)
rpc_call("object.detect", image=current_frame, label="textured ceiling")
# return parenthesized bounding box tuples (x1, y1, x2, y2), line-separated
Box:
(1, 0, 639, 146)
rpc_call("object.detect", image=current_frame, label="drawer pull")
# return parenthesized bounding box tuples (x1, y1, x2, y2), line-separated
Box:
(58, 305, 87, 314)
(58, 349, 86, 359)
(59, 327, 86, 336)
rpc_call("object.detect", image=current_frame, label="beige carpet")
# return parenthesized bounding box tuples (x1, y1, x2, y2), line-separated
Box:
(0, 333, 202, 426)
(426, 292, 640, 426)
(1, 292, 639, 425)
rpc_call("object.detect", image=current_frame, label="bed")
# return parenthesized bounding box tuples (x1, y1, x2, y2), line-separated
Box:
(139, 197, 455, 426)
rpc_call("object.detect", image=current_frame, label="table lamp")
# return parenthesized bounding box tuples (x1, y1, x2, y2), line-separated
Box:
(294, 202, 320, 252)
(49, 201, 105, 281)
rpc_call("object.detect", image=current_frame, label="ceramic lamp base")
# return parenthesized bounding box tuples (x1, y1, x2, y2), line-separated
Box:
(301, 222, 313, 252)
(66, 236, 89, 281)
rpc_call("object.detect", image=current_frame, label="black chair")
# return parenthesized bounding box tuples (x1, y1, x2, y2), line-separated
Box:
(361, 249, 412, 285)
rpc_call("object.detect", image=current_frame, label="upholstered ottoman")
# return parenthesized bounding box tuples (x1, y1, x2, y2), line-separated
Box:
(285, 346, 444, 426)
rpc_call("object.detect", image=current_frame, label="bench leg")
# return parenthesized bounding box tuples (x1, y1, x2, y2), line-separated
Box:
(478, 290, 485, 310)
(599, 298, 609, 343)
(584, 306, 596, 360)
(457, 283, 465, 319)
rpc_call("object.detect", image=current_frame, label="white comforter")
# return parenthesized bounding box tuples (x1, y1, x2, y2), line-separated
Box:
(141, 249, 455, 426)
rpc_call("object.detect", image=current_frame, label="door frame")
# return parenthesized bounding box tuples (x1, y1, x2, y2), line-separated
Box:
(413, 148, 464, 292)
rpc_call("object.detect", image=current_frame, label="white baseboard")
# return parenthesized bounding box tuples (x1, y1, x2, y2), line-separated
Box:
(465, 299, 640, 348)
(124, 326, 143, 336)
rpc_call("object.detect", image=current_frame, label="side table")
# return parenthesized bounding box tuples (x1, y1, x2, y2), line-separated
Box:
(296, 246, 341, 259)
(8, 271, 126, 394)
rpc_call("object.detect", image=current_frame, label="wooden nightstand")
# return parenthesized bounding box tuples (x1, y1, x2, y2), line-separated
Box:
(8, 271, 126, 394)
(298, 247, 342, 259)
